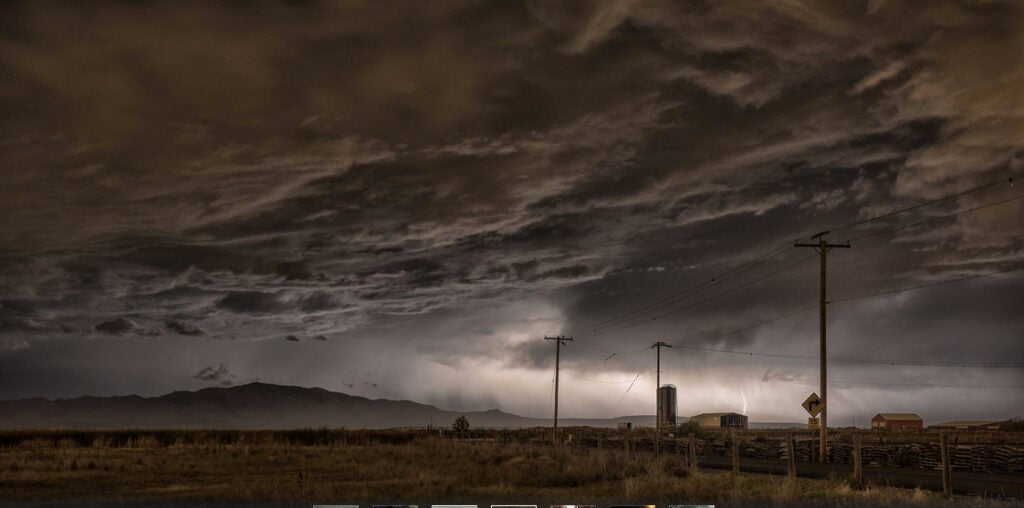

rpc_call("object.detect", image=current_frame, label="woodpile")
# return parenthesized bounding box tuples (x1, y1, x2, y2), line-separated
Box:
(991, 445, 1024, 473)
(562, 430, 1022, 474)
(740, 439, 782, 459)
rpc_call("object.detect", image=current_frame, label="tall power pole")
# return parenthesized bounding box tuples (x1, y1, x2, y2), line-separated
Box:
(795, 234, 850, 463)
(652, 341, 672, 459)
(545, 335, 572, 445)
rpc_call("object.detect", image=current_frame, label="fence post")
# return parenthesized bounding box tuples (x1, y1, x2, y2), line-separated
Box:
(940, 431, 952, 498)
(688, 432, 698, 471)
(625, 433, 631, 460)
(786, 434, 796, 478)
(731, 428, 740, 474)
(853, 434, 862, 485)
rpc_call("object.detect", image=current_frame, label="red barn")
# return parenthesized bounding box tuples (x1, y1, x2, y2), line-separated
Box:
(871, 413, 923, 430)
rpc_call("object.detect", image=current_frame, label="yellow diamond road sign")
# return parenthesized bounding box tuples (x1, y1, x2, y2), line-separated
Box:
(802, 392, 824, 417)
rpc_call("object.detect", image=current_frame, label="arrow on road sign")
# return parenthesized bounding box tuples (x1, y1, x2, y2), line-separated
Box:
(802, 392, 825, 417)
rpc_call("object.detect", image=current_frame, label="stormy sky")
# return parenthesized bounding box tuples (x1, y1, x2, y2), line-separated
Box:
(1, 0, 1022, 425)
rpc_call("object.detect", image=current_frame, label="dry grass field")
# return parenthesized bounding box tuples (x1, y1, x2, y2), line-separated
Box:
(0, 429, 1016, 506)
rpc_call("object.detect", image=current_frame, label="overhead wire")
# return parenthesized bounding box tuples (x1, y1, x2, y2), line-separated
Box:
(661, 262, 1024, 367)
(829, 264, 1024, 304)
(567, 243, 795, 335)
(564, 372, 646, 384)
(571, 341, 649, 358)
(820, 172, 1022, 238)
(566, 172, 1021, 345)
(575, 253, 817, 339)
(841, 192, 1024, 244)
(667, 342, 1024, 368)
(558, 344, 651, 369)
(558, 173, 1021, 388)
(830, 380, 1024, 390)
(676, 304, 818, 346)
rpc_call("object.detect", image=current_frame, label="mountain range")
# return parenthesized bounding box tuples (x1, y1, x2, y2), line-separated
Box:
(0, 382, 661, 430)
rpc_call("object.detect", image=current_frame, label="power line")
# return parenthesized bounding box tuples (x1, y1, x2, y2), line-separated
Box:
(566, 172, 1019, 341)
(562, 345, 615, 361)
(576, 254, 816, 338)
(677, 304, 817, 346)
(821, 172, 1022, 238)
(564, 372, 645, 384)
(610, 262, 1021, 358)
(842, 193, 1024, 243)
(830, 264, 1024, 304)
(667, 343, 1024, 368)
(572, 253, 1020, 352)
(830, 380, 1024, 390)
(562, 348, 653, 368)
(571, 341, 648, 358)
(566, 243, 795, 335)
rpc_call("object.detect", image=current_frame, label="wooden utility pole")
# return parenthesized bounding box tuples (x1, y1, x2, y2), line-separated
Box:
(795, 233, 850, 463)
(652, 341, 671, 459)
(545, 335, 572, 445)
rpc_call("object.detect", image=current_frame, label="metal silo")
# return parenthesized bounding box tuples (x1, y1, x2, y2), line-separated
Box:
(657, 384, 677, 428)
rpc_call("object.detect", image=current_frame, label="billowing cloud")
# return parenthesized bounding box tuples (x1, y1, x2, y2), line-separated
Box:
(194, 363, 235, 387)
(165, 319, 205, 336)
(0, 1, 1021, 423)
(94, 318, 138, 335)
(216, 292, 286, 314)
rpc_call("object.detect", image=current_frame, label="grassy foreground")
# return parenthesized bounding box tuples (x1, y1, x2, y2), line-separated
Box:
(0, 431, 1013, 506)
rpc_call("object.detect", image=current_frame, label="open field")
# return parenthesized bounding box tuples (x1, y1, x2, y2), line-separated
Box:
(0, 429, 1020, 506)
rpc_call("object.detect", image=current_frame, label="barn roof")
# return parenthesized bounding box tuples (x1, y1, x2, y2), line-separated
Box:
(874, 413, 923, 421)
(693, 412, 745, 418)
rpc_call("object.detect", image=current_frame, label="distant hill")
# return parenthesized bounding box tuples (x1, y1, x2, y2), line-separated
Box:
(0, 382, 798, 430)
(0, 382, 655, 430)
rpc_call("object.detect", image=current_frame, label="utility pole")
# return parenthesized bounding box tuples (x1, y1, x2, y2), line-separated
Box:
(652, 341, 671, 459)
(545, 335, 573, 445)
(795, 233, 849, 463)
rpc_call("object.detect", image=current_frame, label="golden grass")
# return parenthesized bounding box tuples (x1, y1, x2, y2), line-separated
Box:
(0, 430, 1016, 506)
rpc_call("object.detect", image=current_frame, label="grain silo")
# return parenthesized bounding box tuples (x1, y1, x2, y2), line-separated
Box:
(657, 384, 677, 428)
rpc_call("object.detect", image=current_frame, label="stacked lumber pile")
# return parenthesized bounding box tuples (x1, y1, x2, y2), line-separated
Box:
(860, 444, 893, 466)
(830, 442, 853, 464)
(699, 437, 727, 456)
(740, 440, 781, 459)
(918, 443, 941, 470)
(990, 445, 1024, 473)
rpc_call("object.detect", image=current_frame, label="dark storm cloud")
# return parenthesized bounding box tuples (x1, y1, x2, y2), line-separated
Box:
(165, 319, 205, 336)
(297, 292, 341, 313)
(94, 318, 138, 335)
(1, 1, 1022, 421)
(194, 363, 235, 387)
(216, 291, 287, 314)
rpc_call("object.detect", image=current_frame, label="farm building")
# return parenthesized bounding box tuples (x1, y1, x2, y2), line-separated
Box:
(657, 384, 677, 428)
(871, 413, 923, 430)
(930, 420, 1006, 431)
(691, 412, 748, 429)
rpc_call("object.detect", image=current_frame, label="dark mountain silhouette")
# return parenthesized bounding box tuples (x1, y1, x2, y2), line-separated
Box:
(0, 382, 660, 429)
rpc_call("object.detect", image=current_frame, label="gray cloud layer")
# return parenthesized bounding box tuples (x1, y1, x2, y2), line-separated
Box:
(1, 1, 1021, 422)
